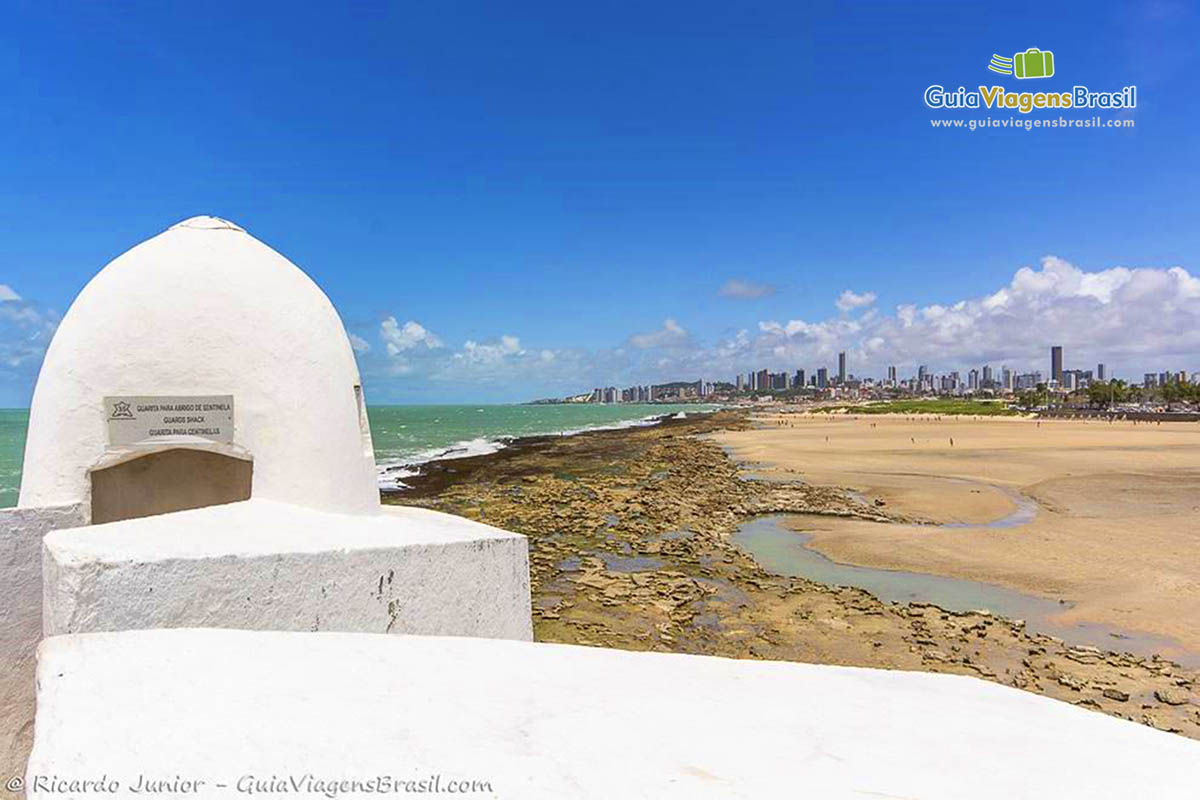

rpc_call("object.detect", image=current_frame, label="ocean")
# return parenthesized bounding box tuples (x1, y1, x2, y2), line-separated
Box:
(0, 404, 713, 506)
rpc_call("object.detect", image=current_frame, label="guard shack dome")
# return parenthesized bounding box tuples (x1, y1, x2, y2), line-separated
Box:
(19, 216, 380, 521)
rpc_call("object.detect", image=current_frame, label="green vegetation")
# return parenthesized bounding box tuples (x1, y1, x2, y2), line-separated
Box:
(819, 399, 1020, 416)
(1080, 379, 1200, 409)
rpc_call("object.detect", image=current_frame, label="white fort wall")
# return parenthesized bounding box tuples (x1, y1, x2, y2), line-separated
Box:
(0, 505, 86, 784)
(27, 630, 1200, 800)
(42, 500, 532, 641)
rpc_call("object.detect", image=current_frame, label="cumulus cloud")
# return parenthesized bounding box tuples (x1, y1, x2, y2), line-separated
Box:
(835, 289, 877, 312)
(630, 318, 689, 349)
(455, 335, 524, 365)
(750, 257, 1200, 377)
(380, 317, 443, 356)
(718, 278, 776, 299)
(353, 256, 1200, 398)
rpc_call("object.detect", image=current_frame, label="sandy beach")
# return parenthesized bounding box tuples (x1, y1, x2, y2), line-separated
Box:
(715, 413, 1200, 656)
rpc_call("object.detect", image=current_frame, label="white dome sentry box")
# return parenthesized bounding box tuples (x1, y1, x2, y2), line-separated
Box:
(0, 217, 531, 777)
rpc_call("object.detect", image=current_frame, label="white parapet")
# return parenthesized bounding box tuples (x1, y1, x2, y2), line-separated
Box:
(27, 629, 1200, 800)
(0, 504, 87, 784)
(42, 499, 531, 641)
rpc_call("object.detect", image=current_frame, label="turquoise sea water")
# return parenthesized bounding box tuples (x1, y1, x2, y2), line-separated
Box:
(0, 404, 713, 506)
(369, 403, 712, 489)
(0, 409, 27, 509)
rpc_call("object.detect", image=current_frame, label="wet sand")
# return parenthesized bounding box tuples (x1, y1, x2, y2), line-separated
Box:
(715, 413, 1200, 656)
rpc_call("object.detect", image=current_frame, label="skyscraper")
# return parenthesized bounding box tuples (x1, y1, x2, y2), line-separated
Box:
(887, 365, 897, 385)
(1097, 363, 1106, 382)
(816, 367, 828, 388)
(838, 351, 847, 384)
(1051, 346, 1063, 385)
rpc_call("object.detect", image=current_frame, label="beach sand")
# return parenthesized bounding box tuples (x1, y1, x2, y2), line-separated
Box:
(715, 413, 1200, 654)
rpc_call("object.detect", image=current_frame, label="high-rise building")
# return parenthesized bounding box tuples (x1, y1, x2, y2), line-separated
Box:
(735, 374, 743, 391)
(1051, 346, 1063, 385)
(1097, 363, 1106, 382)
(756, 369, 770, 392)
(816, 367, 828, 388)
(1002, 366, 1013, 391)
(793, 369, 805, 389)
(981, 365, 993, 387)
(887, 365, 897, 385)
(838, 352, 847, 384)
(968, 369, 979, 390)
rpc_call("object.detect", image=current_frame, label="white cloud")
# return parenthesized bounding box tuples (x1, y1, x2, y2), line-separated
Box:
(380, 317, 443, 356)
(347, 332, 370, 352)
(630, 318, 688, 349)
(355, 256, 1200, 397)
(0, 284, 21, 302)
(749, 256, 1200, 376)
(835, 289, 877, 312)
(455, 335, 524, 365)
(718, 278, 776, 299)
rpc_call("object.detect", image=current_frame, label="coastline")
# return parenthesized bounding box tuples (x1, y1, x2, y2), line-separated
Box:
(375, 406, 711, 490)
(385, 408, 1200, 739)
(385, 409, 710, 496)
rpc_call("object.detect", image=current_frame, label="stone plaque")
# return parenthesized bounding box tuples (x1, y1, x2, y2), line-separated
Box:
(105, 396, 234, 446)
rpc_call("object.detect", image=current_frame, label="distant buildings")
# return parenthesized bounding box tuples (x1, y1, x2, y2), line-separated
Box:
(1015, 371, 1043, 390)
(572, 342, 1191, 405)
(1051, 346, 1063, 386)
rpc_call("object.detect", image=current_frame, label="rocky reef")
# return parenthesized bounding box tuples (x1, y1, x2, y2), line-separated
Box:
(389, 410, 1200, 738)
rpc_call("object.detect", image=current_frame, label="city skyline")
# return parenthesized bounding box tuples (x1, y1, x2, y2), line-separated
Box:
(578, 344, 1197, 404)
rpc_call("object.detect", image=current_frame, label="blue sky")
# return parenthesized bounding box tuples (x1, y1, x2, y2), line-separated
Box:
(1, 1, 1198, 404)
